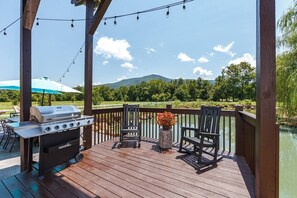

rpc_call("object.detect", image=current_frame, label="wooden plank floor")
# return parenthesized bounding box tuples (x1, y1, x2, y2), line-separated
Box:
(0, 139, 255, 197)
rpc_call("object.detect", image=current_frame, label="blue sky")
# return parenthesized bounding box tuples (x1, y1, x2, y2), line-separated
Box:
(0, 0, 293, 87)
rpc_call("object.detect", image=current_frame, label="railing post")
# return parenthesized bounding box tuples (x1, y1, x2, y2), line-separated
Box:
(166, 104, 172, 112)
(235, 105, 244, 156)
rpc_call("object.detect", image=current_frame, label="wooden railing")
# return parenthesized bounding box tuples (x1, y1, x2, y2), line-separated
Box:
(238, 110, 256, 174)
(92, 105, 236, 153)
(236, 108, 280, 178)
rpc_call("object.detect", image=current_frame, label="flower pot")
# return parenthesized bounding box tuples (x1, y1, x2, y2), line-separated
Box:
(162, 125, 171, 130)
(159, 128, 172, 149)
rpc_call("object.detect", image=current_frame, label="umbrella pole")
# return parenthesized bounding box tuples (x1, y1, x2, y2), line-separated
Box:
(41, 89, 45, 106)
(48, 94, 52, 106)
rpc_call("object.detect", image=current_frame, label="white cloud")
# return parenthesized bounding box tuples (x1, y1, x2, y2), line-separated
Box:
(228, 53, 256, 67)
(193, 66, 213, 78)
(146, 48, 157, 54)
(198, 56, 209, 63)
(94, 37, 133, 62)
(209, 52, 215, 56)
(177, 52, 195, 62)
(214, 42, 236, 57)
(117, 76, 127, 81)
(102, 60, 109, 65)
(121, 62, 135, 72)
(93, 82, 102, 86)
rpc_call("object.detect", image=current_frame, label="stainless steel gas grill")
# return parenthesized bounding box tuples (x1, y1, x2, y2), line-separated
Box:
(7, 105, 93, 176)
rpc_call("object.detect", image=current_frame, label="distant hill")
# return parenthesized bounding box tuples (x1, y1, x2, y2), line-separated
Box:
(103, 74, 172, 89)
(101, 74, 215, 89)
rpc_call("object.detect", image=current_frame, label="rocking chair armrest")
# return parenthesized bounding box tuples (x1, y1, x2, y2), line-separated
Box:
(199, 132, 220, 138)
(181, 126, 199, 131)
(181, 126, 199, 138)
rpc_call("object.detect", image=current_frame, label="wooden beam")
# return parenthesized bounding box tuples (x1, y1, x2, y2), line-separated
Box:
(88, 0, 112, 35)
(20, 0, 33, 172)
(23, 0, 40, 30)
(83, 0, 95, 150)
(256, 0, 278, 197)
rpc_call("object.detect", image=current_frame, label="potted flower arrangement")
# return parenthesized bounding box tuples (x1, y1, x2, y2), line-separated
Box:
(156, 111, 176, 130)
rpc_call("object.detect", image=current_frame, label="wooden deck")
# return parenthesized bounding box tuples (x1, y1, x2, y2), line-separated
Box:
(0, 140, 255, 197)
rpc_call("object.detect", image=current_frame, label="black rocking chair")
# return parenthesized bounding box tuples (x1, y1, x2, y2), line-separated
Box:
(119, 104, 141, 148)
(179, 106, 221, 167)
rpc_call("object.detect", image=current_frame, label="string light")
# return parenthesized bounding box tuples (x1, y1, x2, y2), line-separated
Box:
(0, 16, 22, 36)
(102, 0, 194, 24)
(114, 17, 117, 25)
(58, 42, 85, 82)
(71, 19, 74, 28)
(1, 0, 194, 35)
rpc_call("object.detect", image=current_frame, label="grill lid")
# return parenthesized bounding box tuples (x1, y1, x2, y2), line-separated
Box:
(30, 105, 81, 123)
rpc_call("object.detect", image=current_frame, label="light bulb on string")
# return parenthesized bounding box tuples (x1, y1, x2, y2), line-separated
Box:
(166, 7, 170, 16)
(36, 18, 39, 26)
(104, 18, 107, 25)
(114, 17, 117, 25)
(73, 61, 75, 64)
(183, 0, 186, 10)
(3, 29, 6, 36)
(71, 19, 74, 28)
(80, 49, 82, 53)
(137, 12, 139, 20)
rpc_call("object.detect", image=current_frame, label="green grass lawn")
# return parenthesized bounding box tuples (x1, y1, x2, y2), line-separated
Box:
(0, 100, 256, 119)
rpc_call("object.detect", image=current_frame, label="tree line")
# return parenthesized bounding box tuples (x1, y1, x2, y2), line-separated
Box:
(0, 62, 256, 105)
(276, 0, 297, 117)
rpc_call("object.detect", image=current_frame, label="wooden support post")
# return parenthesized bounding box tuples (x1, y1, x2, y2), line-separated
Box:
(20, 0, 32, 172)
(23, 0, 40, 30)
(256, 0, 278, 197)
(235, 105, 244, 156)
(88, 0, 112, 35)
(83, 0, 94, 150)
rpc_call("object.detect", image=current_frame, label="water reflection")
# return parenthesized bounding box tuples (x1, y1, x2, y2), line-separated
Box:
(280, 126, 297, 198)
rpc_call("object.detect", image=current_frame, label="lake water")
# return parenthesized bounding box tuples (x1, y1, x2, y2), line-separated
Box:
(279, 126, 297, 197)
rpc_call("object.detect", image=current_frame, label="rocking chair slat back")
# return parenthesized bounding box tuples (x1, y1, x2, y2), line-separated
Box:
(199, 106, 221, 135)
(123, 104, 140, 129)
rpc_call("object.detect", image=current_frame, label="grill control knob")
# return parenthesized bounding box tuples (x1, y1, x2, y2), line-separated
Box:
(54, 125, 59, 130)
(77, 122, 80, 126)
(62, 124, 67, 129)
(69, 123, 74, 127)
(45, 127, 51, 132)
(87, 120, 91, 124)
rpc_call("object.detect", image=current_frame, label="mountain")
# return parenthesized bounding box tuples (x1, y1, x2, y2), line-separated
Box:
(102, 74, 215, 89)
(103, 74, 172, 89)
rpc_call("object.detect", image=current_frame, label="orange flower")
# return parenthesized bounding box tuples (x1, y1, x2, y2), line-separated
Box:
(156, 111, 176, 127)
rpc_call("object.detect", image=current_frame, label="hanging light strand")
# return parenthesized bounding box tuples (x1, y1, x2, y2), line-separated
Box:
(1, 0, 194, 34)
(0, 16, 22, 35)
(103, 0, 194, 22)
(58, 42, 85, 82)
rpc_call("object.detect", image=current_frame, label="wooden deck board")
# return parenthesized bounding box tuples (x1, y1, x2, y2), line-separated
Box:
(0, 180, 13, 198)
(0, 139, 255, 197)
(90, 144, 250, 197)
